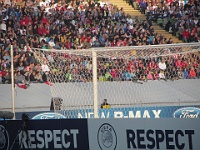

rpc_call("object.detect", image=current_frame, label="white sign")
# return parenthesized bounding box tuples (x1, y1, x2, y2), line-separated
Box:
(88, 119, 200, 150)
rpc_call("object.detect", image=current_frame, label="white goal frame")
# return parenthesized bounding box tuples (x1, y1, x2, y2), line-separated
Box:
(31, 43, 200, 118)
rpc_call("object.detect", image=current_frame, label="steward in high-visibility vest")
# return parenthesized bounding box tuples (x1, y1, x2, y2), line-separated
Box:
(101, 99, 111, 109)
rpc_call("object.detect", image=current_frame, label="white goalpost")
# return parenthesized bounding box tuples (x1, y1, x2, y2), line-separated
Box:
(92, 50, 99, 118)
(32, 43, 200, 118)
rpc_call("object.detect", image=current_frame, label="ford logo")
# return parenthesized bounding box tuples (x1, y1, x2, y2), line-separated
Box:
(173, 107, 200, 118)
(32, 112, 66, 120)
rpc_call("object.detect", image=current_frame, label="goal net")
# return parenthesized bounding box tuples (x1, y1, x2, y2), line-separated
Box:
(32, 43, 200, 118)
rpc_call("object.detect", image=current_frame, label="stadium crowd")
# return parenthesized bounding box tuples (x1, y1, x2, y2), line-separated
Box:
(0, 0, 199, 84)
(135, 0, 200, 42)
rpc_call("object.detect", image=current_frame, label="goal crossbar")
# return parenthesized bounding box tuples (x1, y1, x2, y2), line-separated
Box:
(32, 42, 200, 53)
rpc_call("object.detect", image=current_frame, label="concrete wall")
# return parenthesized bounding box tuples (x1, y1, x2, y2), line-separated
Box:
(0, 80, 200, 112)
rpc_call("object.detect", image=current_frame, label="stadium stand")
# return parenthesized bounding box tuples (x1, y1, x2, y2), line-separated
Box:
(109, 0, 183, 43)
(0, 0, 199, 85)
(125, 0, 200, 42)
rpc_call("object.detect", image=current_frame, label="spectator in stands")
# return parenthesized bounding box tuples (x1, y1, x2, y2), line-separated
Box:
(189, 67, 197, 79)
(0, 72, 2, 83)
(158, 59, 166, 71)
(159, 70, 166, 81)
(183, 68, 189, 79)
(3, 70, 11, 84)
(182, 29, 190, 43)
(139, 0, 147, 14)
(15, 71, 26, 83)
(41, 61, 50, 72)
(178, 68, 184, 79)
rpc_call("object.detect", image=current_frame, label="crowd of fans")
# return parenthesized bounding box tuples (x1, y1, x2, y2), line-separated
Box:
(45, 52, 200, 83)
(133, 0, 200, 42)
(0, 0, 199, 84)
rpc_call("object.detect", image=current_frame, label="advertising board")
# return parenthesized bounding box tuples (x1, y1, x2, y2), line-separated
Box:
(0, 119, 199, 150)
(88, 119, 200, 150)
(15, 105, 200, 119)
(0, 119, 89, 150)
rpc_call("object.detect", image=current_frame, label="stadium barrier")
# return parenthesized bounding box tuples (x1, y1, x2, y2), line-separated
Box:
(15, 105, 200, 119)
(0, 119, 199, 150)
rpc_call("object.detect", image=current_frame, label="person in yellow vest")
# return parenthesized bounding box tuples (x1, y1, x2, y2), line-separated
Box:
(101, 99, 111, 109)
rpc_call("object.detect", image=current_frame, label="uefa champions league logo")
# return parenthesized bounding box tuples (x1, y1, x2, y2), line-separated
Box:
(97, 123, 117, 150)
(0, 125, 9, 150)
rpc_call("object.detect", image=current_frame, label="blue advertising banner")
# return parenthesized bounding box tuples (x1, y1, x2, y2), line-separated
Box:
(62, 105, 200, 118)
(15, 105, 200, 120)
(0, 119, 89, 150)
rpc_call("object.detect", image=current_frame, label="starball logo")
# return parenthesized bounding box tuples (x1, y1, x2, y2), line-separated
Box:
(0, 125, 9, 150)
(97, 123, 117, 150)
